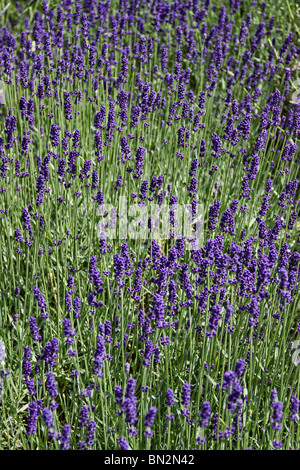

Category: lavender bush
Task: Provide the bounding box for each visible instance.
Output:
[0,0,299,450]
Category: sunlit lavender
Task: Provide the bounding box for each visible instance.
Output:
[0,0,299,450]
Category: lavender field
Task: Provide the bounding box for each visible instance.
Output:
[0,0,299,450]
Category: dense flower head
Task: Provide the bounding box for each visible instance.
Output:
[144,406,158,436]
[42,407,54,430]
[199,401,211,428]
[27,401,40,435]
[117,438,130,450]
[166,388,175,407]
[60,424,71,450]
[45,371,58,398]
[181,381,192,408]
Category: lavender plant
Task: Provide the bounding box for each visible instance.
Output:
[0,0,299,451]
